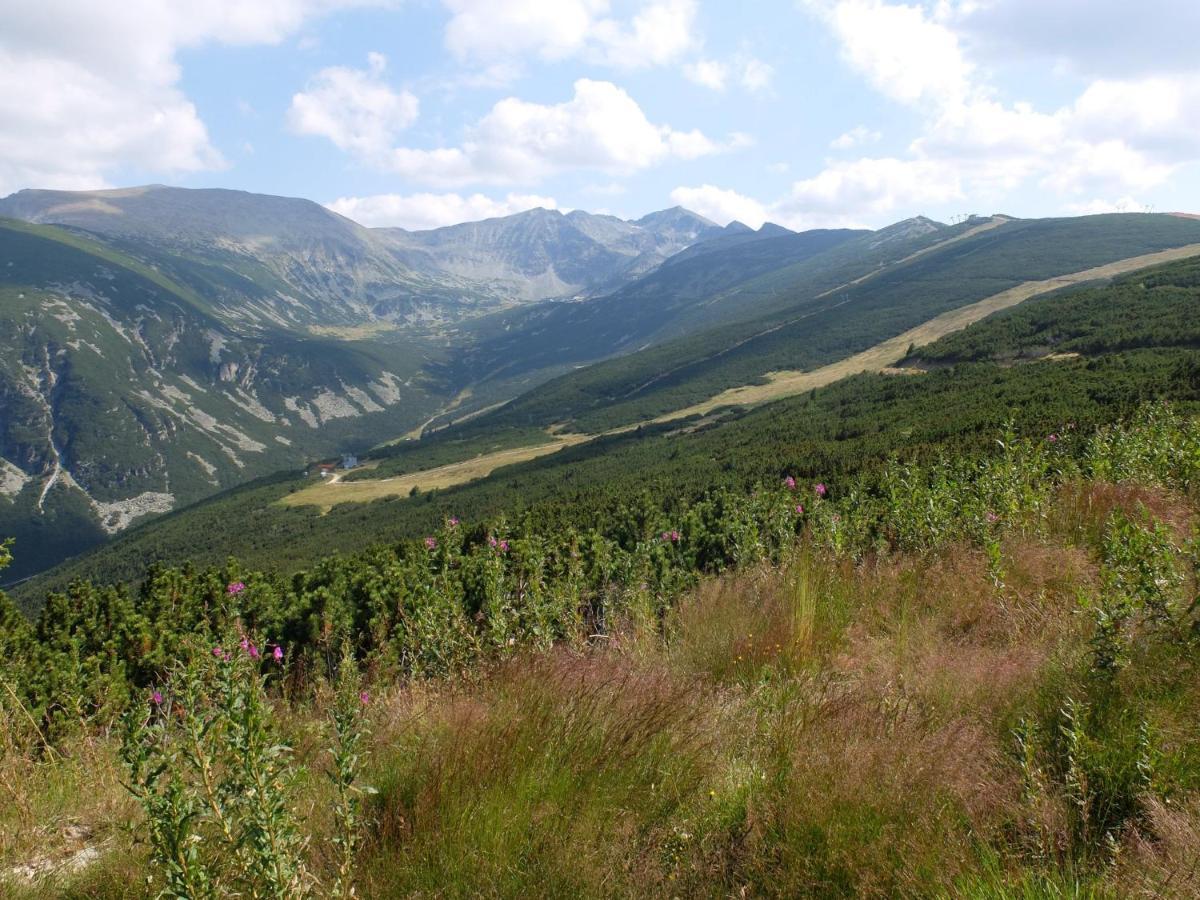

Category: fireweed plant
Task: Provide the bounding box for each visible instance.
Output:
[0,404,1197,889]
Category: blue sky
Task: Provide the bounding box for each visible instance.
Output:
[3,1,1199,230]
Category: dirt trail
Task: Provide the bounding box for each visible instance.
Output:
[281,434,589,513]
[282,242,1200,510]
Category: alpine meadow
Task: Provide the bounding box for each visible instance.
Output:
[3,2,1200,897]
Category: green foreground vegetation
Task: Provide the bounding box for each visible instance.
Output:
[2,404,1199,896]
[3,254,1200,896]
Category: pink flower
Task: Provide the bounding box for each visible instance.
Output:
[248,644,260,660]
[212,646,227,660]
[359,691,370,706]
[424,536,437,550]
[986,511,1000,524]
[488,536,497,547]
[1047,434,1059,443]
[226,581,246,596]
[661,530,681,543]
[814,483,827,498]
[151,690,163,706]
[795,504,805,515]
[272,645,283,663]
[784,476,796,490]
[498,540,509,552]
[448,516,460,527]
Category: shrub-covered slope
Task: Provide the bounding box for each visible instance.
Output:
[20,252,1200,598]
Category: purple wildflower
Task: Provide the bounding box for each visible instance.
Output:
[151,690,163,706]
[226,581,246,596]
[359,691,370,706]
[784,476,796,490]
[424,536,437,550]
[986,511,1000,524]
[247,644,260,660]
[795,504,805,515]
[498,540,510,552]
[448,516,460,527]
[488,536,497,547]
[814,483,828,498]
[272,645,283,663]
[1047,434,1059,443]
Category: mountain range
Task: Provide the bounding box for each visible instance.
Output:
[3,183,1200,584]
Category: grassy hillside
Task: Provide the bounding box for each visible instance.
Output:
[2,404,1198,896]
[17,252,1200,602]
[472,214,1200,432]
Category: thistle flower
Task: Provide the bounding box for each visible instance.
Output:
[226,581,246,596]
[448,516,460,527]
[784,476,796,490]
[795,504,805,515]
[212,646,225,659]
[273,645,284,663]
[814,483,827,498]
[151,690,163,706]
[498,540,510,552]
[359,691,370,706]
[1047,433,1059,443]
[424,536,437,550]
[248,644,260,660]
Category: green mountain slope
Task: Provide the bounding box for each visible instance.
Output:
[19,252,1200,602]
[0,219,442,580]
[471,213,1200,432]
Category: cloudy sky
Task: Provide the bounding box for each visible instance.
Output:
[2,0,1197,230]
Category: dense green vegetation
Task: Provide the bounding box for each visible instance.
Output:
[469,214,1200,432]
[914,256,1200,363]
[3,405,1199,896]
[22,247,1200,601]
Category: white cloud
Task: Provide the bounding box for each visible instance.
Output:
[794,0,1200,218]
[781,157,961,216]
[442,0,696,70]
[739,57,773,92]
[824,0,972,107]
[669,184,768,228]
[376,79,733,187]
[684,59,729,91]
[1064,196,1147,216]
[830,125,882,150]
[288,52,418,156]
[327,191,558,229]
[685,55,773,93]
[0,1,371,194]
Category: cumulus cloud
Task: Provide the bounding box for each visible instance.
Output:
[792,0,1200,220]
[830,126,882,150]
[685,56,773,92]
[288,52,418,155]
[0,0,370,194]
[683,59,729,91]
[324,79,733,187]
[669,184,769,228]
[327,191,559,229]
[442,0,696,70]
[672,158,959,232]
